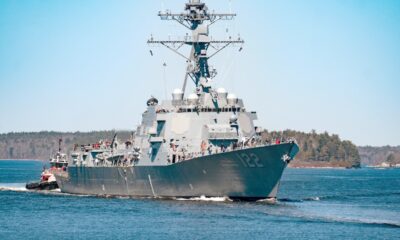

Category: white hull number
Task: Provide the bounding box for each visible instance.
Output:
[237,152,264,168]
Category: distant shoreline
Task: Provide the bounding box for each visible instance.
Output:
[0,159,47,162]
[288,166,347,169]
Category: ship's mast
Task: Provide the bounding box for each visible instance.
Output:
[148,0,244,97]
[58,138,62,153]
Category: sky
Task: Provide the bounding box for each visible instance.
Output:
[0,0,399,146]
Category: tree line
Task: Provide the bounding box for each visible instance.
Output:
[261,129,361,168]
[0,131,133,160]
[0,129,368,168]
[358,145,400,167]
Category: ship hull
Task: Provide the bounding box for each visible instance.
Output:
[56,143,298,200]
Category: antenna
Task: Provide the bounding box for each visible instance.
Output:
[148,0,244,97]
[163,62,167,99]
[110,133,117,154]
[58,138,62,153]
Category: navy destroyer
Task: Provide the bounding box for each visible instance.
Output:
[55,0,299,200]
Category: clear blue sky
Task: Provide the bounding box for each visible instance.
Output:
[0,0,399,146]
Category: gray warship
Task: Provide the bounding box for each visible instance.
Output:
[55,0,299,201]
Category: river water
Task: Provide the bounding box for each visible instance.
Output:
[0,160,399,239]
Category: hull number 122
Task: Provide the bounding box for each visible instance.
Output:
[237,152,264,168]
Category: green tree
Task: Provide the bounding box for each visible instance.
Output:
[387,153,395,166]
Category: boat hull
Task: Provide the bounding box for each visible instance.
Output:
[26,181,59,191]
[56,143,298,200]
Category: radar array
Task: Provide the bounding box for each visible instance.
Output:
[148,0,244,97]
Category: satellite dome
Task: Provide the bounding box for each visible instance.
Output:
[227,93,236,99]
[173,88,183,94]
[172,88,184,101]
[216,88,228,100]
[216,88,227,94]
[187,93,199,105]
[187,93,198,99]
[227,93,237,105]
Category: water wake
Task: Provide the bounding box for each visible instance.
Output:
[175,195,232,202]
[263,209,400,229]
[303,196,320,201]
[278,198,303,203]
[0,186,233,202]
[313,216,400,229]
[256,198,277,204]
[277,196,320,203]
[0,183,87,197]
[0,183,28,192]
[304,192,400,202]
[279,191,400,203]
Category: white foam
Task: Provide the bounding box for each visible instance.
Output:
[175,195,232,202]
[257,198,277,204]
[304,196,320,201]
[0,183,28,192]
[0,183,65,195]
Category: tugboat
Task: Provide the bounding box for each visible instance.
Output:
[26,139,68,190]
[55,0,299,201]
[25,168,59,190]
